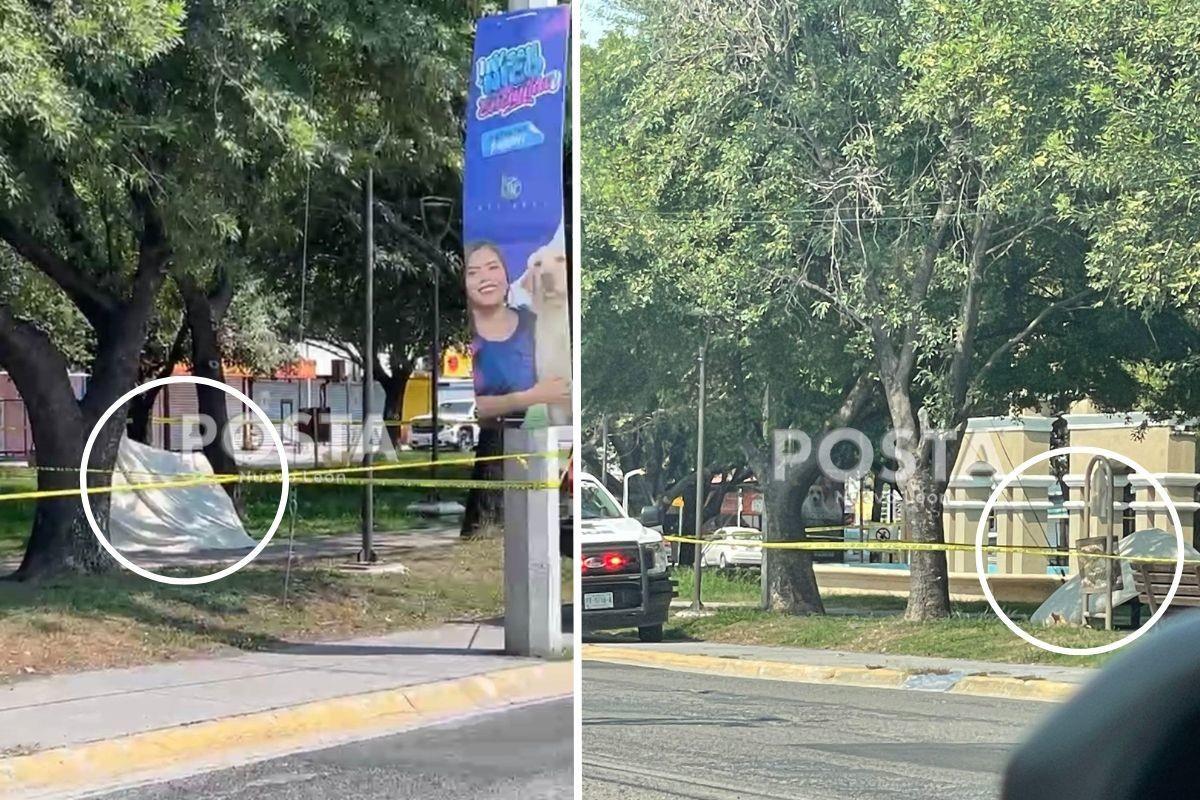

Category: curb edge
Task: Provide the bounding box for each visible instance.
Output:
[581,644,1078,702]
[0,661,573,799]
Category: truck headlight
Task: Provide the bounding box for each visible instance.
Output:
[644,541,670,576]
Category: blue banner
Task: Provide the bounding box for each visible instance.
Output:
[464,5,571,429]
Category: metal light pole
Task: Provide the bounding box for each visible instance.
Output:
[761,383,771,610]
[622,468,646,515]
[691,330,709,612]
[419,196,453,492]
[600,415,608,481]
[360,166,376,563]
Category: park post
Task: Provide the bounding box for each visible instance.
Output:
[692,331,708,612]
[359,166,376,563]
[504,426,567,656]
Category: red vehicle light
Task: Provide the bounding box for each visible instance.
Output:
[581,551,632,574]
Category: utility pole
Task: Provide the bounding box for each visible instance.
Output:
[600,415,608,482]
[359,166,376,563]
[419,195,453,509]
[691,330,709,612]
[760,383,771,610]
[430,259,441,472]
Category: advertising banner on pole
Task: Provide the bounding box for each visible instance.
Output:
[464,5,571,430]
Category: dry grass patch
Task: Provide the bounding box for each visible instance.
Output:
[0,538,507,682]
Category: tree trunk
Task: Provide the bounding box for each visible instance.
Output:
[15,417,124,580]
[461,424,504,537]
[179,276,240,508]
[765,466,826,615]
[129,321,188,444]
[126,388,163,444]
[761,373,876,615]
[0,319,122,581]
[1,190,169,579]
[663,470,706,565]
[901,459,952,621]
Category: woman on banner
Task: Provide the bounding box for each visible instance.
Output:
[465,240,570,424]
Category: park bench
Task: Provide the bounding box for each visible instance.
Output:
[1132,560,1200,616]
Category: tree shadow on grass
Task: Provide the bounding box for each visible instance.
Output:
[0,555,503,660]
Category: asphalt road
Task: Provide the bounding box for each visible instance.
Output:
[583,662,1054,800]
[94,699,572,800]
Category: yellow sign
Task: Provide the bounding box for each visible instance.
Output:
[442,348,472,379]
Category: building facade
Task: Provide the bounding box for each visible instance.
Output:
[943,408,1200,579]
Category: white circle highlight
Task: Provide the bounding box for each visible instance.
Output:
[974,445,1183,656]
[80,375,290,586]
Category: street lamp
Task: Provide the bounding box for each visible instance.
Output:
[684,307,713,613]
[419,196,454,476]
[360,166,376,563]
[622,468,646,515]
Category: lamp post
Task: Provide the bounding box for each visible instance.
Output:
[622,468,646,515]
[359,166,376,563]
[692,328,710,612]
[419,196,454,480]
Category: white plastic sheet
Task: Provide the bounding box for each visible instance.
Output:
[108,437,255,554]
[1030,529,1199,626]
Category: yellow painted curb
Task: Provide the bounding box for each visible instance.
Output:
[951,673,1078,703]
[0,661,572,800]
[582,645,908,691]
[582,645,1079,703]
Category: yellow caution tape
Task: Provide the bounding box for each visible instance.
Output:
[3,449,568,477]
[664,535,1200,566]
[150,416,440,427]
[295,476,558,490]
[0,449,570,502]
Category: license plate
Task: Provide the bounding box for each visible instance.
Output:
[584,592,614,610]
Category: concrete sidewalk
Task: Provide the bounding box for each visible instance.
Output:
[0,622,522,753]
[0,622,573,799]
[583,640,1094,702]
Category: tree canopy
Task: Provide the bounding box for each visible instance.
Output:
[583,0,1200,618]
[0,0,474,578]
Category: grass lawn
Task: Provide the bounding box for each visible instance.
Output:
[0,473,34,559]
[673,565,764,603]
[0,455,573,681]
[0,537,571,682]
[663,566,1122,668]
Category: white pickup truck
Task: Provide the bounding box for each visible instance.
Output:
[578,472,674,642]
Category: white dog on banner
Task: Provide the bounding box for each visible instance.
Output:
[516,233,572,426]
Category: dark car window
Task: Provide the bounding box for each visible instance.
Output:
[581,482,623,520]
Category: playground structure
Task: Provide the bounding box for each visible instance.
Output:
[942,407,1199,582]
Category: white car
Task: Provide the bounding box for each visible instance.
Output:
[701,526,763,569]
[579,472,675,642]
[410,399,479,451]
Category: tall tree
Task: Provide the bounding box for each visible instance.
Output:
[583,29,878,613]
[0,0,471,580]
[588,0,1200,621]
